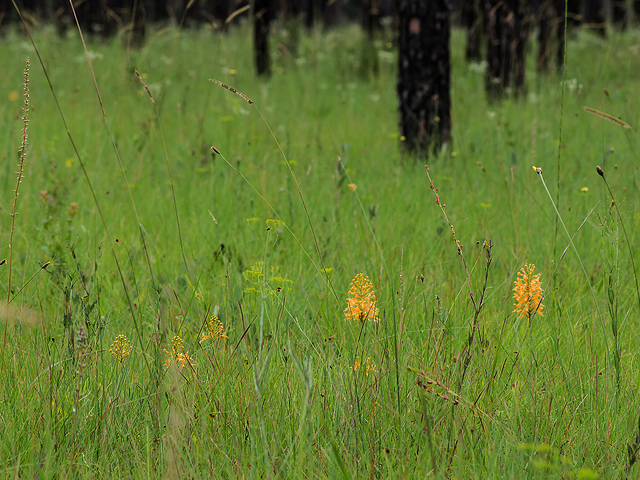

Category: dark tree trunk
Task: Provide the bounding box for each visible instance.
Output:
[363,0,381,37]
[129,0,148,46]
[254,0,271,76]
[361,0,381,78]
[512,0,528,94]
[555,0,566,70]
[537,0,554,71]
[612,0,627,28]
[397,0,451,156]
[462,0,483,61]
[282,0,301,56]
[485,0,527,100]
[567,0,581,26]
[583,0,606,36]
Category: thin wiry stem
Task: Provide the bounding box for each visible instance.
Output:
[4,57,30,350]
[597,166,640,315]
[135,70,191,280]
[535,168,610,370]
[554,0,569,263]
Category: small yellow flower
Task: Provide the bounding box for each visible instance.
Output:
[38,190,51,204]
[164,335,194,369]
[513,262,544,318]
[344,273,379,322]
[109,334,133,362]
[175,351,194,368]
[201,316,227,343]
[266,218,285,234]
[69,202,79,218]
[352,356,377,376]
[580,187,589,193]
[348,183,358,192]
[8,90,19,101]
[171,335,183,356]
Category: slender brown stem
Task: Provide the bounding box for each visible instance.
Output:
[4,57,30,350]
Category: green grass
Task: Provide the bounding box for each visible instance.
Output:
[1,19,640,478]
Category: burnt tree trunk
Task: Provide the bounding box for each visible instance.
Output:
[555,0,566,69]
[512,0,528,94]
[253,0,271,76]
[613,0,627,28]
[282,0,301,56]
[485,0,527,100]
[537,0,554,70]
[462,0,483,61]
[397,0,451,156]
[361,0,381,78]
[583,0,606,36]
[567,0,581,26]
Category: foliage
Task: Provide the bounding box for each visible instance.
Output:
[0,22,639,478]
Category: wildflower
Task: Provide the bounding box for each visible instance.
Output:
[69,202,79,218]
[164,335,194,369]
[8,91,19,101]
[175,351,194,368]
[171,335,183,356]
[201,316,227,343]
[348,183,358,192]
[352,356,377,376]
[109,334,132,362]
[345,273,379,322]
[513,262,544,319]
[266,218,285,234]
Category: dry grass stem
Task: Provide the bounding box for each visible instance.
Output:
[135,69,155,103]
[209,79,254,104]
[583,106,632,129]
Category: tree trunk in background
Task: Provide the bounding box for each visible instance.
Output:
[361,0,381,78]
[583,0,606,36]
[555,0,566,69]
[613,0,627,28]
[512,0,528,94]
[397,0,451,156]
[485,0,527,100]
[462,0,483,61]
[537,0,554,71]
[567,0,581,26]
[253,0,271,76]
[282,0,301,57]
[129,0,148,47]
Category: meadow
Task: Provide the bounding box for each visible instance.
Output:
[0,18,639,478]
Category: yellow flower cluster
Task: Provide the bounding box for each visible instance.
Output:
[201,316,227,343]
[164,335,194,369]
[513,262,544,318]
[352,356,377,376]
[344,273,379,322]
[109,334,132,362]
